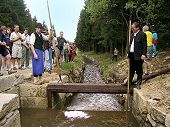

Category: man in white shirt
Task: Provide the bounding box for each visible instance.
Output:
[128,22,147,89]
[21,28,30,69]
[10,25,24,70]
[30,23,49,84]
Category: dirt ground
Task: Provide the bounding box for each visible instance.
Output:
[111,51,170,114]
[141,52,170,114]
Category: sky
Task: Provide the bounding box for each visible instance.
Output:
[24,0,85,42]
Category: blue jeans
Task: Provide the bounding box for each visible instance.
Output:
[44,48,53,71]
[152,44,157,57]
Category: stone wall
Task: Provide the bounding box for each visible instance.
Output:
[19,75,70,109]
[0,93,21,127]
[0,73,28,127]
[0,74,26,94]
[132,88,170,127]
[19,83,49,109]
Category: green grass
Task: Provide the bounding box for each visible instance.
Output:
[60,54,84,71]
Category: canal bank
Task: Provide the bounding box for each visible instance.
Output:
[20,54,139,127]
[0,54,84,127]
[84,51,170,127]
[0,51,169,127]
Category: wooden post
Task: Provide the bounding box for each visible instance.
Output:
[47,89,52,108]
[126,20,132,111]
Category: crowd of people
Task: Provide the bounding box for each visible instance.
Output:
[128,22,159,89]
[142,25,158,75]
[1,21,159,88]
[0,23,77,82]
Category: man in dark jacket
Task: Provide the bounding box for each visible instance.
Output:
[57,31,66,64]
[128,22,147,89]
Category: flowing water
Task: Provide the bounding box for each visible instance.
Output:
[67,64,123,111]
[21,58,139,127]
[21,109,138,127]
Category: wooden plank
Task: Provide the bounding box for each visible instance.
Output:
[48,83,134,94]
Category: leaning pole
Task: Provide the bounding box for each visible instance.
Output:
[126,3,132,111]
[46,0,62,82]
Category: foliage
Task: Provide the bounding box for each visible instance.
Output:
[0,0,37,32]
[76,0,170,54]
[60,54,84,71]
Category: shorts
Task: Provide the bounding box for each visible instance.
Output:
[12,44,22,58]
[146,46,153,60]
[0,47,10,57]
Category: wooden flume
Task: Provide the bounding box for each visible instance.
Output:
[46,0,62,82]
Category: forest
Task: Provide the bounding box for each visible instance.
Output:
[75,0,170,55]
[0,0,40,33]
[0,0,170,55]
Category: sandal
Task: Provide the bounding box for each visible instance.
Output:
[143,73,149,76]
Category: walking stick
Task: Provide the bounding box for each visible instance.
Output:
[126,19,131,111]
[47,0,62,82]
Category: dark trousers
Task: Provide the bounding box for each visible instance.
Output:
[129,53,143,86]
[113,55,118,61]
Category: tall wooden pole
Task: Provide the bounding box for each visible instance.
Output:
[126,19,131,111]
[126,2,132,111]
[47,0,52,28]
[46,0,62,82]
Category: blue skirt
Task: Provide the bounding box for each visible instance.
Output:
[32,49,44,77]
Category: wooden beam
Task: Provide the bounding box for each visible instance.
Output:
[48,83,133,94]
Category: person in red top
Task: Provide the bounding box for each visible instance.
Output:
[152,30,158,58]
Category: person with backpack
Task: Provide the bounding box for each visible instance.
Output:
[143,25,154,75]
[152,31,158,58]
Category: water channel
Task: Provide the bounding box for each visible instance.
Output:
[21,58,139,127]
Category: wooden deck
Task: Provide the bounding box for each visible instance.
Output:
[47,83,134,108]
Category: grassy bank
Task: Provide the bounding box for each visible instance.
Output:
[84,51,170,83]
[60,53,85,83]
[60,54,84,72]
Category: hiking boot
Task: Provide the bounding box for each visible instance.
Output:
[8,69,17,75]
[136,79,142,89]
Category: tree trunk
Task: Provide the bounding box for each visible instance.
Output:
[122,67,170,85]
